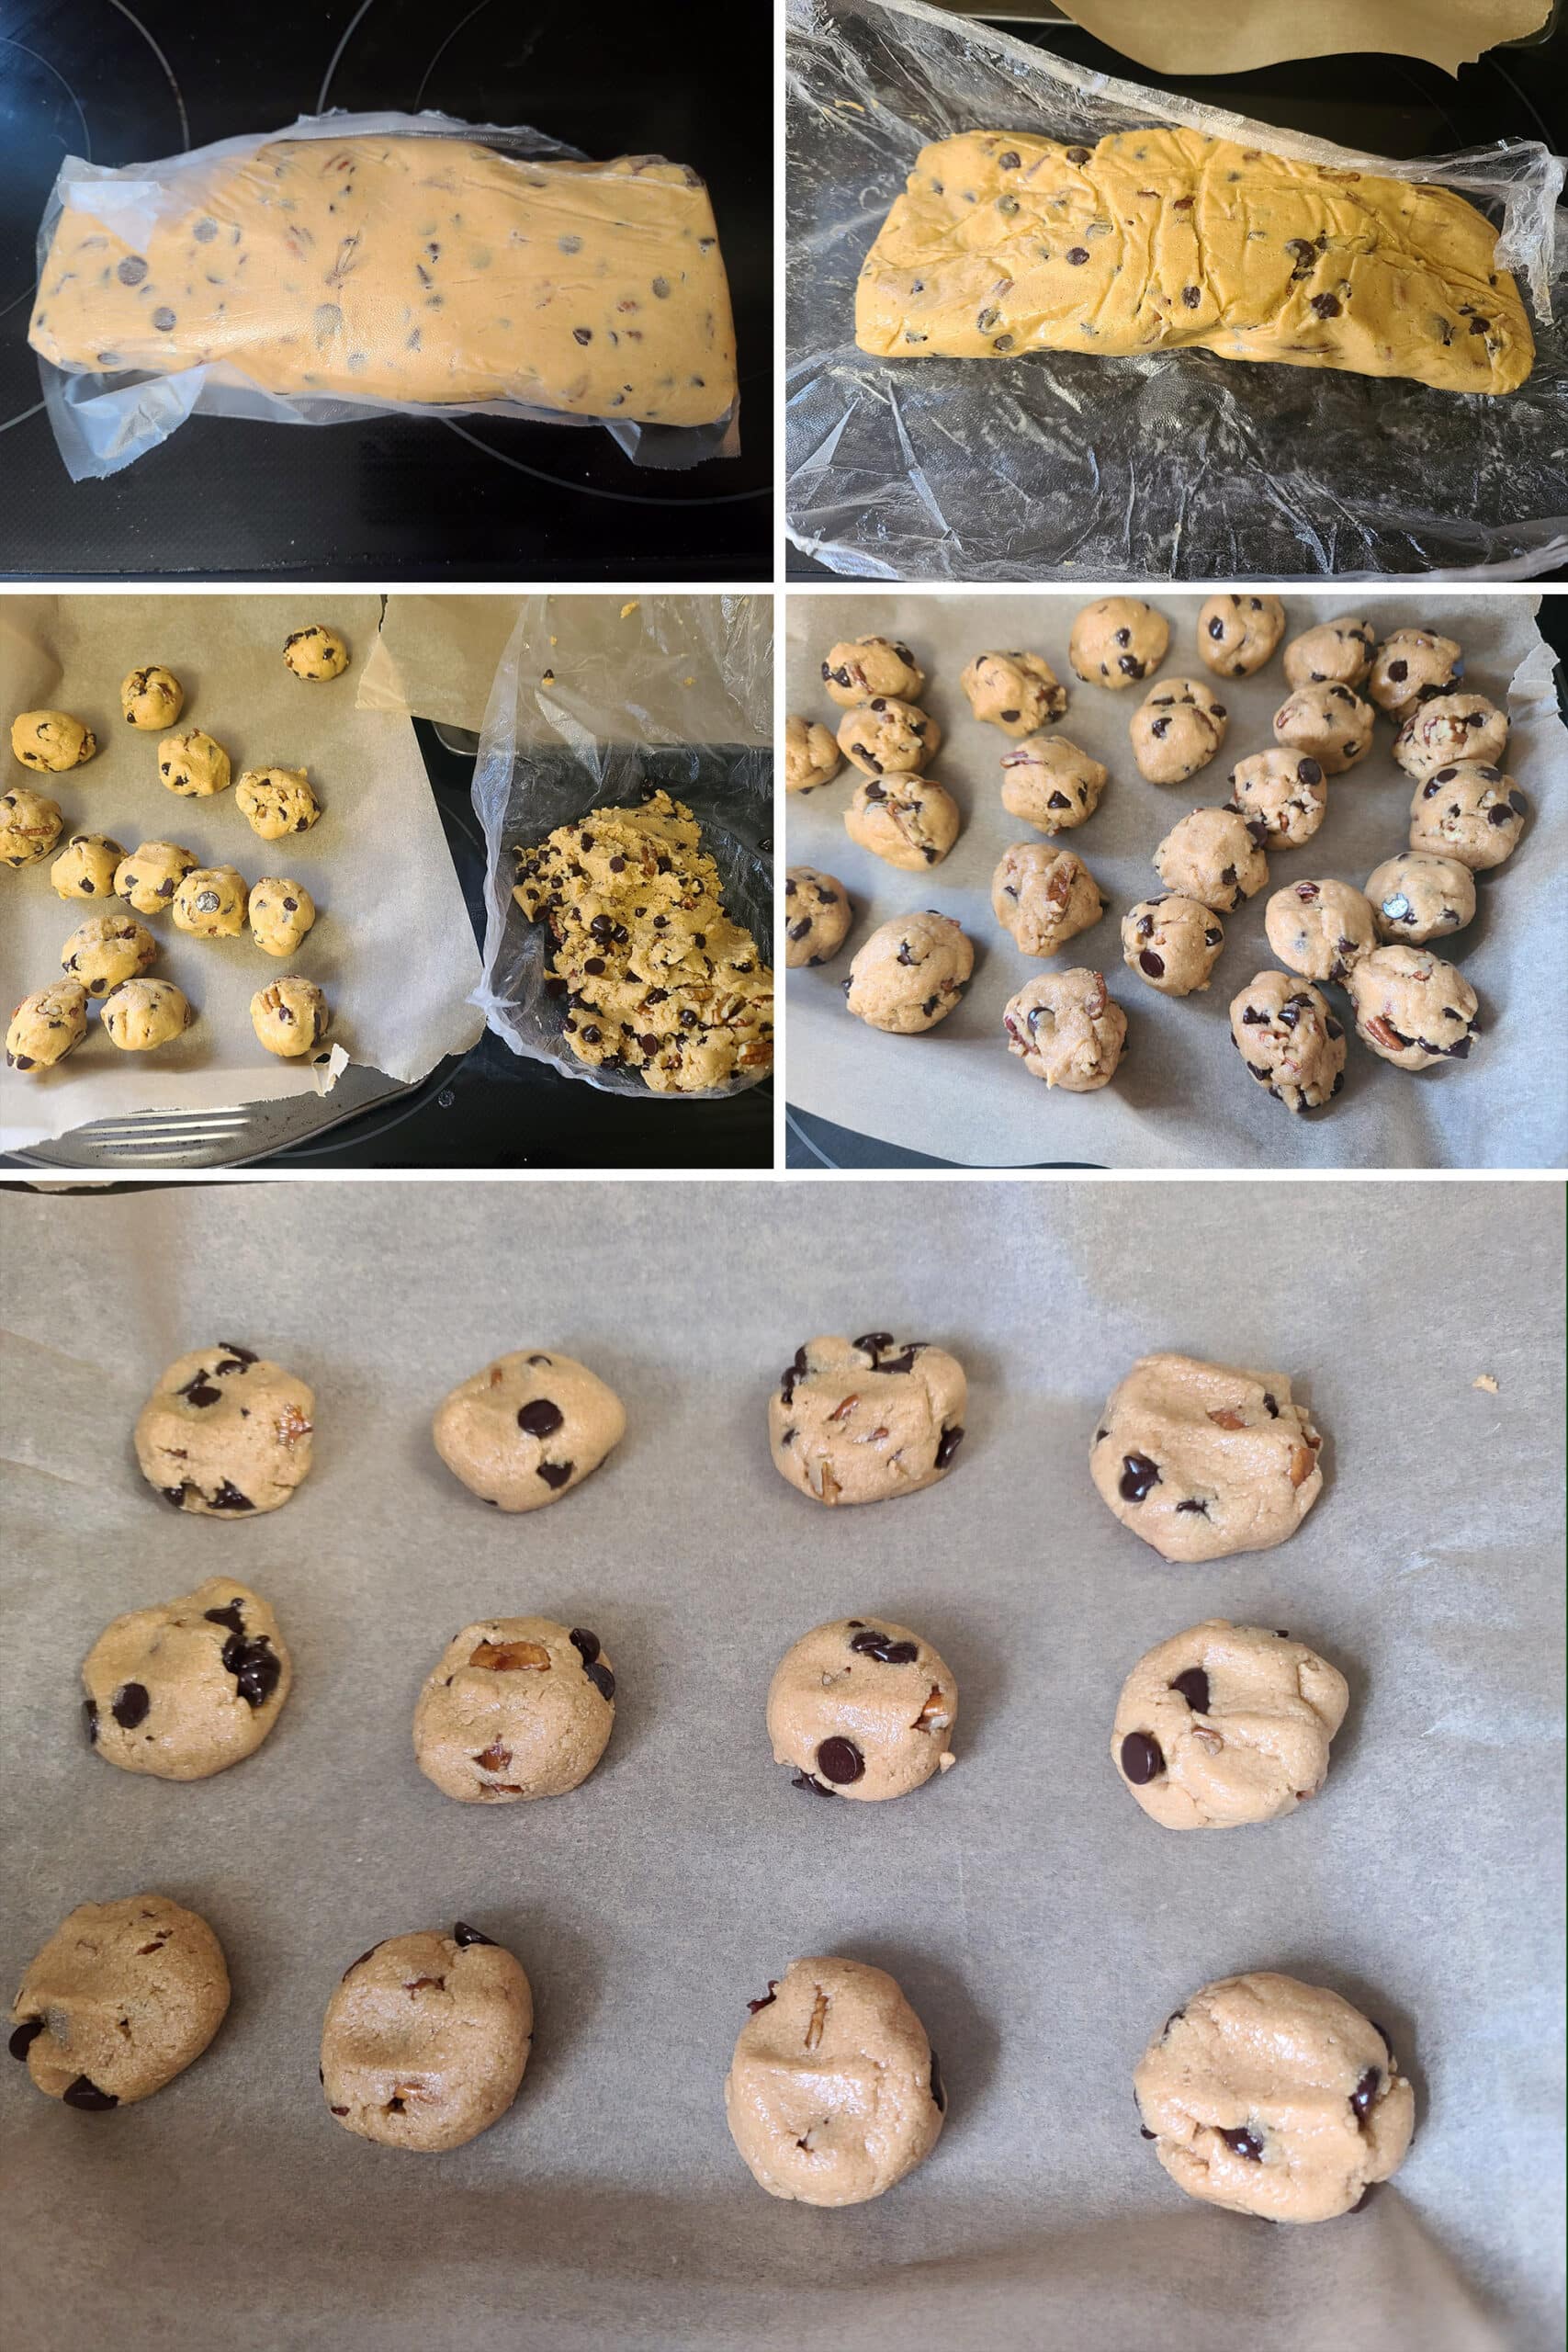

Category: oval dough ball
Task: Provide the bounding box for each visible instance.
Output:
[157,729,231,798]
[1003,967,1126,1091]
[1393,691,1507,781]
[1134,1973,1414,2223]
[321,1925,532,2152]
[115,839,198,914]
[251,977,329,1058]
[11,708,97,773]
[284,623,350,682]
[413,1617,615,1803]
[83,1577,292,1781]
[1230,972,1347,1114]
[1227,750,1326,848]
[6,980,87,1074]
[235,766,321,841]
[1347,944,1479,1071]
[1131,677,1228,785]
[51,832,124,900]
[1281,616,1375,691]
[1272,684,1374,775]
[784,715,841,795]
[992,842,1105,957]
[845,773,960,870]
[174,865,248,936]
[121,666,184,731]
[769,1333,965,1508]
[1069,596,1168,689]
[1408,763,1526,870]
[1365,850,1475,944]
[998,734,1106,834]
[134,1343,315,1517]
[249,878,318,957]
[431,1348,626,1513]
[1263,878,1377,985]
[784,866,852,967]
[960,650,1066,735]
[1,785,63,868]
[102,978,192,1051]
[1122,896,1224,996]
[1152,808,1267,913]
[767,1618,957,1799]
[843,910,972,1033]
[836,697,940,778]
[819,635,924,707]
[61,913,156,998]
[1089,1352,1324,1564]
[8,1894,229,2109]
[1112,1622,1349,1829]
[1367,627,1462,720]
[1198,594,1284,678]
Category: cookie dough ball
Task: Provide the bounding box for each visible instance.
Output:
[51,832,124,900]
[1003,967,1126,1091]
[235,766,321,841]
[769,1333,965,1508]
[413,1617,615,1803]
[1089,1353,1324,1564]
[61,913,156,998]
[102,978,192,1052]
[1122,896,1224,996]
[173,865,248,936]
[836,697,940,778]
[1263,878,1377,986]
[246,878,318,959]
[960,650,1066,735]
[135,1345,315,1517]
[1131,678,1228,785]
[1347,945,1479,1071]
[6,980,87,1075]
[1152,808,1267,913]
[1069,596,1168,689]
[725,1956,944,2205]
[432,1348,626,1513]
[784,867,852,967]
[992,843,1105,958]
[321,1925,532,2152]
[843,911,972,1034]
[284,623,350,683]
[820,635,925,707]
[8,1894,229,2109]
[1281,616,1375,691]
[155,729,230,801]
[1113,1623,1349,1830]
[1393,692,1507,781]
[998,734,1106,835]
[1,785,63,868]
[1134,1973,1414,2223]
[121,666,183,731]
[1368,627,1463,721]
[83,1577,291,1781]
[845,773,960,870]
[1365,850,1475,944]
[1228,750,1326,848]
[252,977,329,1058]
[11,709,96,774]
[1409,763,1526,870]
[767,1618,957,1799]
[115,839,198,914]
[1230,973,1347,1114]
[1198,594,1285,678]
[784,715,841,795]
[1272,684,1374,775]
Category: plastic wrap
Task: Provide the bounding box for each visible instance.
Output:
[31,111,740,483]
[785,0,1568,581]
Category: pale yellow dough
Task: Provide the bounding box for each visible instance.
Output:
[321,1926,532,2152]
[158,729,231,798]
[432,1348,626,1513]
[769,1333,966,1507]
[11,709,96,774]
[284,624,350,682]
[412,1617,615,1803]
[6,980,88,1073]
[1111,1621,1348,1829]
[766,1618,957,1798]
[0,785,64,867]
[252,976,330,1057]
[121,667,183,730]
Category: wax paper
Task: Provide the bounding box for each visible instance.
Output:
[1016,0,1553,78]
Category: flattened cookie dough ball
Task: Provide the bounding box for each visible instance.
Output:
[135,1343,315,1517]
[9,1894,229,2109]
[6,980,87,1075]
[115,839,197,914]
[102,978,192,1052]
[321,1925,532,2152]
[784,866,852,967]
[843,911,972,1034]
[432,1348,626,1513]
[120,666,183,731]
[51,832,124,900]
[836,696,940,779]
[1003,967,1126,1091]
[999,734,1106,835]
[1227,750,1326,848]
[248,877,317,957]
[1347,945,1478,1071]
[1131,677,1228,785]
[1089,1352,1324,1564]
[1281,616,1375,692]
[251,977,329,1058]
[1152,808,1267,913]
[413,1617,615,1803]
[1198,594,1285,678]
[235,766,321,841]
[83,1577,291,1781]
[1113,1623,1349,1829]
[820,635,924,708]
[1230,973,1346,1114]
[845,773,959,870]
[725,1956,944,2205]
[158,729,231,798]
[1069,596,1168,689]
[991,842,1105,958]
[1272,684,1374,775]
[1263,878,1377,986]
[11,709,96,774]
[1,785,63,867]
[1122,896,1224,996]
[767,1618,956,1800]
[1365,850,1475,944]
[283,622,350,683]
[1408,763,1526,870]
[173,864,248,936]
[1393,691,1507,782]
[1368,627,1462,721]
[769,1333,965,1508]
[960,649,1066,735]
[61,913,156,998]
[784,715,841,795]
[1134,1973,1414,2223]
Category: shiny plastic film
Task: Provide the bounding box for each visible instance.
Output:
[785,0,1568,581]
[29,110,740,482]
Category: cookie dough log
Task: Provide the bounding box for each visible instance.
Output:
[432,1349,626,1512]
[83,1577,291,1780]
[284,624,350,683]
[784,716,841,795]
[134,1343,315,1517]
[413,1618,615,1802]
[725,1956,944,2204]
[767,1619,957,1798]
[321,1924,532,2152]
[992,844,1105,957]
[1112,1622,1348,1828]
[1365,851,1475,944]
[1230,973,1347,1114]
[121,667,183,731]
[252,977,331,1057]
[843,910,972,1034]
[158,729,231,798]
[9,1894,230,2108]
[6,980,88,1074]
[1,786,64,868]
[855,129,1533,394]
[960,650,1066,735]
[1134,1973,1415,2222]
[999,735,1106,835]
[1122,897,1224,996]
[1409,764,1526,868]
[1198,595,1284,678]
[1003,968,1127,1091]
[845,773,960,870]
[31,138,738,428]
[1089,1352,1324,1563]
[11,711,96,774]
[784,867,852,967]
[1347,945,1479,1070]
[61,913,157,997]
[820,637,926,707]
[116,840,198,913]
[770,1334,966,1507]
[102,978,193,1052]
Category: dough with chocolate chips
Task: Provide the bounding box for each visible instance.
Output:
[51,832,124,900]
[998,734,1106,834]
[413,1617,615,1803]
[1069,597,1168,689]
[1122,896,1224,996]
[102,977,192,1051]
[1281,616,1374,691]
[284,623,349,682]
[11,709,96,773]
[1227,750,1326,847]
[1131,677,1228,785]
[769,1334,966,1508]
[251,976,330,1058]
[236,766,321,841]
[784,866,852,967]
[1152,808,1267,913]
[1229,972,1346,1114]
[836,697,941,778]
[784,715,841,795]
[249,877,318,956]
[115,839,198,913]
[60,914,155,998]
[1273,684,1373,775]
[1111,1621,1348,1830]
[1347,945,1479,1071]
[1263,878,1376,985]
[991,842,1104,957]
[820,636,925,707]
[843,910,972,1034]
[6,979,87,1074]
[134,1344,315,1517]
[158,729,231,798]
[1393,692,1507,781]
[83,1577,291,1781]
[9,1894,229,2109]
[1002,967,1126,1091]
[173,864,248,935]
[767,1617,957,1800]
[1408,764,1525,870]
[960,650,1066,735]
[121,666,183,731]
[1368,628,1462,721]
[1,784,63,866]
[1089,1352,1324,1563]
[1198,595,1284,678]
[432,1348,625,1513]
[321,1925,532,2152]
[845,773,959,870]
[1364,851,1474,944]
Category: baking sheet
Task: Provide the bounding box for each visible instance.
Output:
[0,596,485,1154]
[784,591,1568,1169]
[1051,0,1552,76]
[0,1179,1562,2352]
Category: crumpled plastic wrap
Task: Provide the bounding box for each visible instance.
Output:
[470,594,773,1099]
[786,0,1568,580]
[31,110,740,483]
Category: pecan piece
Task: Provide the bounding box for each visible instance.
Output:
[468,1638,550,1671]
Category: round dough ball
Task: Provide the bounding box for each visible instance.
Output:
[1,785,63,868]
[1281,616,1375,691]
[11,709,97,773]
[431,1348,626,1513]
[121,666,184,731]
[83,1577,291,1781]
[51,832,125,900]
[1227,750,1326,848]
[1367,627,1462,720]
[1393,692,1507,781]
[413,1617,615,1803]
[1263,878,1377,985]
[6,980,87,1075]
[1230,973,1347,1114]
[784,715,841,794]
[249,878,318,957]
[158,729,231,798]
[321,1925,531,2152]
[819,635,924,707]
[1408,763,1526,870]
[769,1333,966,1508]
[1069,596,1168,689]
[1122,896,1224,996]
[135,1344,315,1517]
[1347,944,1479,1071]
[1112,1622,1349,1829]
[252,977,329,1058]
[960,650,1066,735]
[784,866,852,967]
[1003,967,1126,1091]
[767,1618,957,1799]
[843,911,972,1034]
[235,766,321,841]
[1272,684,1374,775]
[1197,594,1284,678]
[284,623,350,683]
[1134,1973,1414,2223]
[102,978,192,1051]
[1131,677,1228,785]
[992,842,1105,958]
[998,734,1106,834]
[60,913,156,998]
[836,697,940,778]
[1089,1352,1324,1564]
[115,840,198,914]
[1152,808,1267,913]
[8,1894,229,2109]
[174,865,248,936]
[845,773,959,870]
[1365,850,1475,944]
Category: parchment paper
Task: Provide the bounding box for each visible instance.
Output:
[1048,0,1553,78]
[785,591,1567,1169]
[0,1180,1562,2352]
[0,596,484,1154]
[357,598,526,738]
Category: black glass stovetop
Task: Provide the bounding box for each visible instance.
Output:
[0,0,773,582]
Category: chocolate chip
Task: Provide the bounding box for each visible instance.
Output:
[536,1461,573,1489]
[1310,293,1341,320]
[584,1660,615,1702]
[1351,2067,1380,2120]
[111,1682,150,1729]
[1174,1498,1209,1516]
[816,1736,864,1784]
[929,2047,946,2110]
[177,1374,221,1408]
[849,1629,919,1665]
[62,2076,118,2109]
[935,1424,964,1470]
[1139,950,1165,978]
[1180,285,1200,308]
[1220,2126,1263,2161]
[209,1480,254,1512]
[452,1922,494,1947]
[221,1633,281,1709]
[569,1628,602,1666]
[1066,246,1089,266]
[1120,1731,1164,1784]
[1119,1452,1160,1502]
[1170,1666,1210,1713]
[748,1984,779,2011]
[516,1398,565,1439]
[83,1698,99,1745]
[117,254,149,287]
[792,1771,835,1797]
[152,307,176,332]
[8,2018,44,2061]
